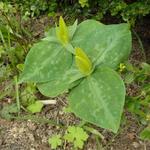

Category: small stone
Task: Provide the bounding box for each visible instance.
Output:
[41,136,47,143]
[127,132,135,140]
[27,133,35,142]
[139,140,143,144]
[27,122,37,131]
[132,142,140,148]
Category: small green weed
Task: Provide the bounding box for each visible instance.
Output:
[48,134,62,149]
[48,126,89,150]
[124,62,150,140]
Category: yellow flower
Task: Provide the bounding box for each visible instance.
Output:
[119,63,126,72]
[75,47,92,76]
[56,16,69,45]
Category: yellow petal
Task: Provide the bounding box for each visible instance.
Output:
[75,47,92,76]
[56,16,69,45]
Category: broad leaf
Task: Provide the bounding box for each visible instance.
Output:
[69,19,78,39]
[69,66,125,133]
[19,41,72,83]
[72,20,131,69]
[37,63,84,97]
[19,19,78,83]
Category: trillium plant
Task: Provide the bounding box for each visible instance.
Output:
[20,16,132,133]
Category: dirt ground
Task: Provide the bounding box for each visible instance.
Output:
[0,96,150,150]
[0,16,150,150]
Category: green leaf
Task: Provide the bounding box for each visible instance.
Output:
[19,19,78,83]
[140,126,150,140]
[27,101,44,113]
[37,62,84,97]
[48,134,62,149]
[64,126,88,149]
[141,63,150,74]
[75,47,93,76]
[69,19,78,39]
[19,41,72,83]
[0,103,18,120]
[21,19,132,133]
[16,63,24,72]
[72,20,131,69]
[69,66,125,133]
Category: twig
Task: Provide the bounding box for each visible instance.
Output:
[144,141,147,150]
[39,100,57,105]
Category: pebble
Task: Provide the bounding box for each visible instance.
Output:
[27,122,37,131]
[132,142,140,148]
[27,133,35,142]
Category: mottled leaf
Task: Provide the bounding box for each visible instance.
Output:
[72,20,131,69]
[37,62,84,97]
[19,41,72,83]
[69,66,125,133]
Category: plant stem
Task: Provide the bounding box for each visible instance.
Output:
[14,76,20,113]
[132,29,146,62]
[12,115,65,127]
[83,125,105,140]
[95,135,103,150]
[0,30,7,50]
[7,27,11,49]
[1,11,28,53]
